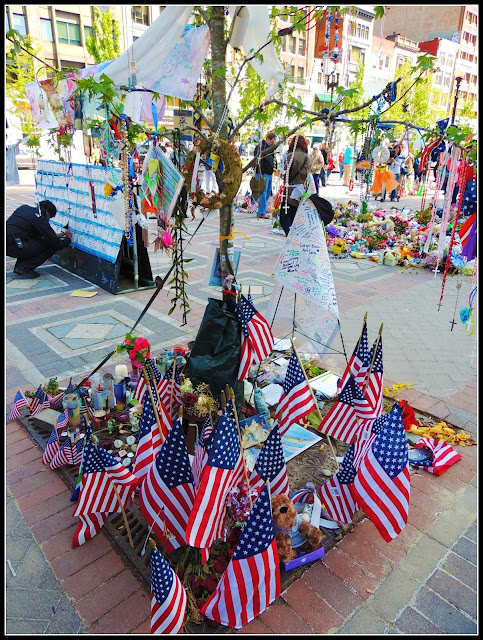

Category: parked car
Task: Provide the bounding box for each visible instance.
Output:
[16,138,39,169]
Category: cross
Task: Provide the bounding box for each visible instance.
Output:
[468,349,477,365]
[449,318,457,331]
[433,265,441,277]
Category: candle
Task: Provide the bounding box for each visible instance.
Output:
[115,364,129,378]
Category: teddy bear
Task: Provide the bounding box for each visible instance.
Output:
[271,494,323,563]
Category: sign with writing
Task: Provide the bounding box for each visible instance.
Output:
[173,109,194,141]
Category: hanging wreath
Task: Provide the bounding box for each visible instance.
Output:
[181,136,242,210]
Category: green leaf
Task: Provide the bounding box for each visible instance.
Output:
[373,6,387,20]
[212,67,226,78]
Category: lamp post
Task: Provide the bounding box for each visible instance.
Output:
[451,75,463,125]
[326,71,340,103]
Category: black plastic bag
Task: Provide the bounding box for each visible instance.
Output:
[184,298,244,417]
[309,194,335,225]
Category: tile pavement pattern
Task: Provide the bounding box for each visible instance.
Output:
[6,181,477,633]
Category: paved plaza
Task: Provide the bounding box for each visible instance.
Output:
[5,171,477,634]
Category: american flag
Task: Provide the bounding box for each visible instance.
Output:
[363,337,384,417]
[8,390,29,421]
[248,422,289,497]
[412,437,462,476]
[241,295,274,365]
[201,485,281,629]
[49,391,65,410]
[30,385,50,416]
[185,407,241,550]
[244,193,258,213]
[56,408,69,430]
[132,394,165,483]
[275,350,316,436]
[352,402,410,542]
[150,548,187,635]
[319,443,359,524]
[42,427,61,466]
[139,416,195,554]
[132,358,162,403]
[317,375,376,445]
[158,362,183,418]
[352,413,387,469]
[232,300,255,380]
[191,414,216,489]
[50,436,84,470]
[337,322,370,392]
[72,425,140,547]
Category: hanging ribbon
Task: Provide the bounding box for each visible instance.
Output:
[151,101,158,136]
[219,230,250,242]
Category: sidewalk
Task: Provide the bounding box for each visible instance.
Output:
[6,181,477,634]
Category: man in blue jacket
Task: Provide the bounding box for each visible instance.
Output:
[253,132,277,219]
[7,200,72,278]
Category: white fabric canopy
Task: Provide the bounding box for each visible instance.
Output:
[95,6,192,88]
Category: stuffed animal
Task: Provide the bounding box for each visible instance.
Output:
[271,494,323,563]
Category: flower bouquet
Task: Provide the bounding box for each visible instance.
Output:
[115,333,150,368]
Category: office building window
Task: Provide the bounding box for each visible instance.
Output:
[289,36,296,53]
[57,20,81,46]
[40,18,53,42]
[297,67,304,83]
[84,25,93,40]
[132,6,150,26]
[13,12,27,36]
[287,65,295,81]
[298,38,305,55]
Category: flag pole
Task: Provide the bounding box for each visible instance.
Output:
[146,362,163,412]
[112,483,135,549]
[227,385,253,510]
[142,368,165,444]
[169,356,178,417]
[362,323,383,396]
[19,386,33,412]
[290,339,339,472]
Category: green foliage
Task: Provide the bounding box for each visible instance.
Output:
[5,31,42,138]
[85,7,121,63]
[168,199,191,325]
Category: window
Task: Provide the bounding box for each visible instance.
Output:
[443,74,451,87]
[447,54,454,67]
[13,12,27,36]
[287,65,295,81]
[132,6,150,26]
[289,36,296,53]
[61,60,85,72]
[385,55,390,67]
[298,38,305,55]
[40,18,53,42]
[317,71,322,84]
[378,55,383,69]
[356,23,361,38]
[57,21,81,46]
[297,67,304,83]
[439,53,446,65]
[84,25,93,41]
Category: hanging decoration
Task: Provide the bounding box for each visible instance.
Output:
[181,136,242,210]
[118,116,134,247]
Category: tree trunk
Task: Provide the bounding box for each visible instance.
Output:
[209,6,234,296]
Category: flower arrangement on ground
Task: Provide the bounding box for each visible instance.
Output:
[115,333,151,365]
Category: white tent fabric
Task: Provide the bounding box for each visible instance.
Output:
[229,6,285,99]
[95,6,192,88]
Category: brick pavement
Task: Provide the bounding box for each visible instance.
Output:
[6,179,477,633]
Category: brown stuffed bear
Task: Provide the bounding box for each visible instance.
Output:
[271,494,323,563]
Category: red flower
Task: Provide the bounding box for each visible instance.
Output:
[197,598,207,610]
[213,555,229,573]
[201,575,218,593]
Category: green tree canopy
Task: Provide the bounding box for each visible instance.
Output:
[85,7,121,63]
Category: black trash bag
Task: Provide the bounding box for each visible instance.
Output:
[184,298,244,417]
[308,194,335,225]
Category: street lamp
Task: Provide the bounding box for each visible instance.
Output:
[451,75,463,125]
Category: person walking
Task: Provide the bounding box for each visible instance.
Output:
[343,144,355,187]
[254,132,277,219]
[279,136,312,236]
[309,144,324,194]
[326,149,335,184]
[7,200,72,278]
[338,150,344,180]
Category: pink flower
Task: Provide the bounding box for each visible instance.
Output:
[133,337,150,351]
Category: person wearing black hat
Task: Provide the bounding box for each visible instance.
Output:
[6,200,72,278]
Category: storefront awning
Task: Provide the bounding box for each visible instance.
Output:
[315,92,332,102]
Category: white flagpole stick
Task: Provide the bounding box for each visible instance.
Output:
[362,323,383,396]
[227,385,253,510]
[143,368,165,444]
[290,339,339,472]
